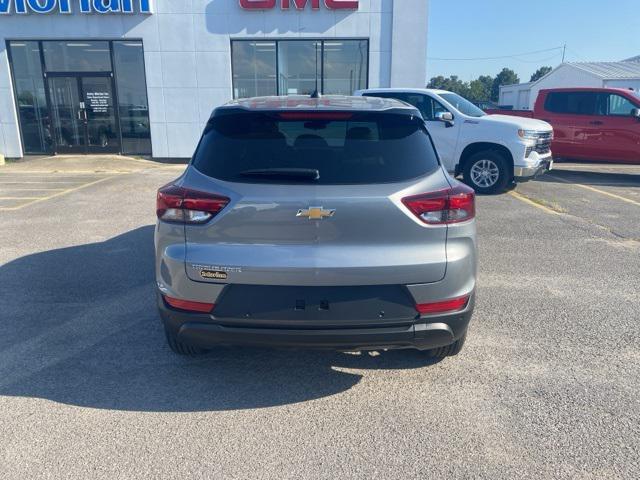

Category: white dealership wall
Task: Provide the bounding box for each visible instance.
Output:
[0,0,429,158]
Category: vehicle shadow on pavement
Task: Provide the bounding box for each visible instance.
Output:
[538,168,640,187]
[0,226,438,412]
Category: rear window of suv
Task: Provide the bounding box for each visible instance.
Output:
[192,111,439,184]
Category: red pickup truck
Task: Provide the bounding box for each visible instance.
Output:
[487,88,640,163]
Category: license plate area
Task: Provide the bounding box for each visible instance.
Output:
[213,284,418,328]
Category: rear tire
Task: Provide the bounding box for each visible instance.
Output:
[164,327,206,356]
[426,333,467,359]
[463,150,511,194]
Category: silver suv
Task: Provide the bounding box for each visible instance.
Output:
[155,96,477,358]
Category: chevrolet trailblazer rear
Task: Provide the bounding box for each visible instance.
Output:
[155,96,477,358]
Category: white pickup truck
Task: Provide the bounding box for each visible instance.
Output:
[356,88,554,194]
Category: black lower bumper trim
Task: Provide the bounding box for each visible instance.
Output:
[177,322,455,351]
[158,292,474,351]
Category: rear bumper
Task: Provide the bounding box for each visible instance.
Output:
[158,292,474,351]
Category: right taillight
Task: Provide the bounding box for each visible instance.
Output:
[415,295,470,315]
[402,184,475,225]
[157,184,229,224]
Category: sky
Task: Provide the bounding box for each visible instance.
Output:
[426,0,640,83]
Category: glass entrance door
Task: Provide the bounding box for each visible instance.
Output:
[48,75,120,154]
[81,77,119,152]
[49,77,85,153]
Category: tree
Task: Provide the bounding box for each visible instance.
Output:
[530,66,553,82]
[427,68,522,102]
[427,75,449,90]
[467,75,494,101]
[491,68,519,101]
[427,75,471,98]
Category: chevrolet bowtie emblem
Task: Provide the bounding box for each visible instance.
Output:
[296,206,336,220]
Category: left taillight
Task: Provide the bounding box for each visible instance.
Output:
[156,184,229,224]
[402,183,475,225]
[163,295,215,313]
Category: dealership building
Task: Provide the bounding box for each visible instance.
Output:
[0,0,429,159]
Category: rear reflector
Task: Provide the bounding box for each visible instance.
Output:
[402,184,475,225]
[163,295,215,314]
[415,295,470,315]
[157,184,229,224]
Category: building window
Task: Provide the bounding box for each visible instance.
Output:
[278,40,321,95]
[322,40,368,95]
[232,39,369,99]
[232,41,277,99]
[113,41,152,155]
[42,41,112,72]
[8,39,152,156]
[7,41,50,154]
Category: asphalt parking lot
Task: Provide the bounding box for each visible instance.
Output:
[0,157,638,479]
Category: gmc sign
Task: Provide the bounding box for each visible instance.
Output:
[240,0,359,10]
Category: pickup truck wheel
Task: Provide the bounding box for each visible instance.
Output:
[463,151,511,194]
[426,333,467,359]
[164,327,206,356]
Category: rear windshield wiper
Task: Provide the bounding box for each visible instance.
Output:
[239,168,320,181]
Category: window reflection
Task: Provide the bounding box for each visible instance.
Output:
[232,40,369,99]
[48,76,85,149]
[43,41,112,72]
[232,41,277,98]
[113,41,152,154]
[323,40,368,95]
[278,41,321,95]
[9,41,51,153]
